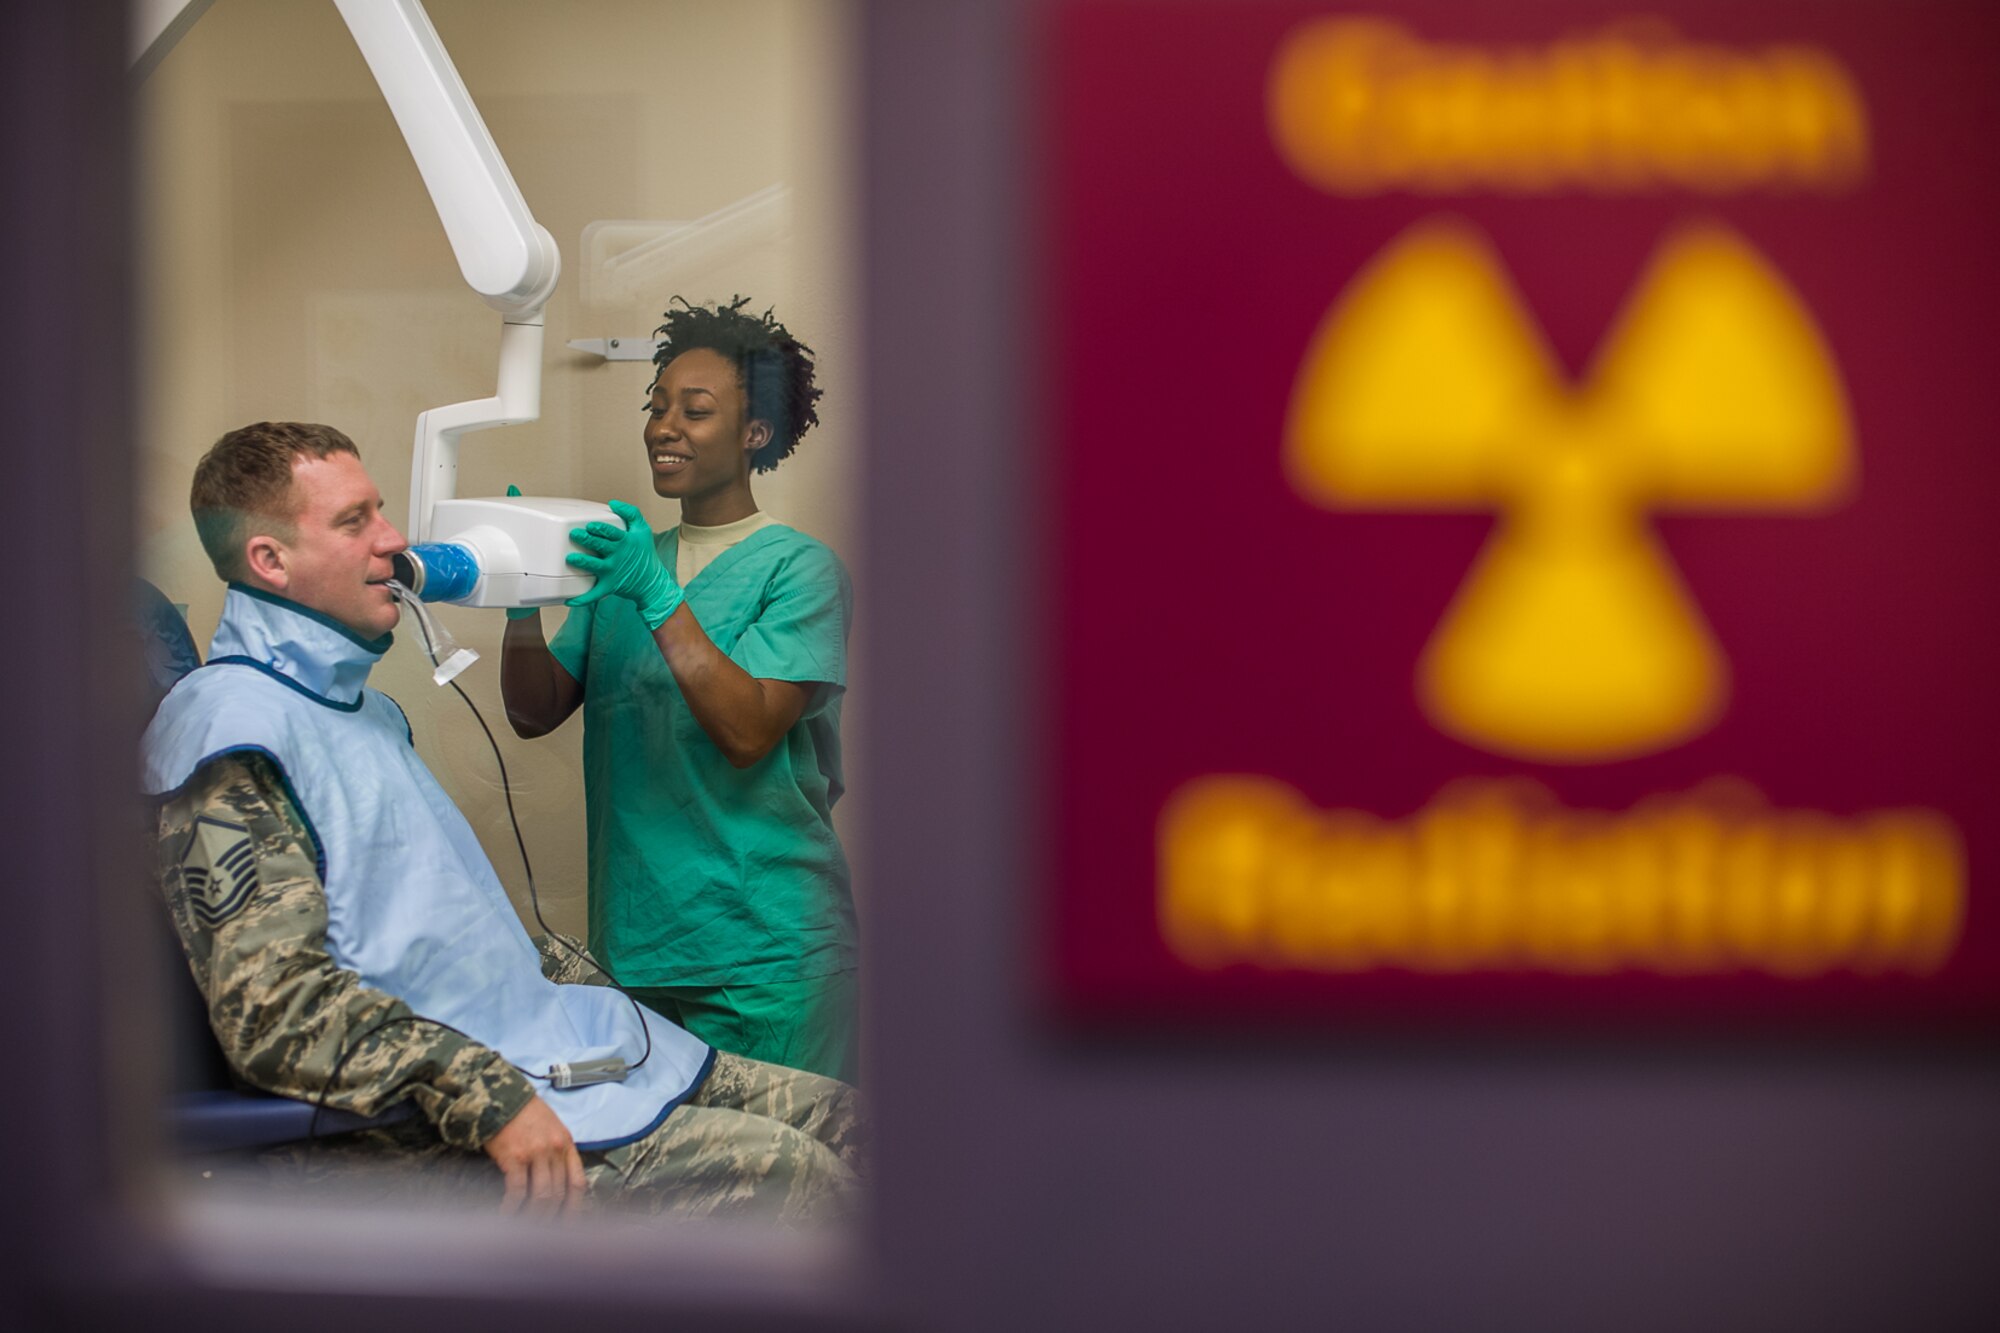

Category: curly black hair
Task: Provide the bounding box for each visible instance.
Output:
[650,295,822,474]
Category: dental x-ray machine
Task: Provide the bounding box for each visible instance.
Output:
[136,0,618,613]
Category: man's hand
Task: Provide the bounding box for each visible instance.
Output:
[483,1095,588,1218]
[566,499,684,629]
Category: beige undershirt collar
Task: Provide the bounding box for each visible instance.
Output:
[675,510,778,584]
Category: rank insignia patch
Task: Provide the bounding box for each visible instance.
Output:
[182,814,258,927]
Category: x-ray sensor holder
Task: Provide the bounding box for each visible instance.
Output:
[384,579,478,686]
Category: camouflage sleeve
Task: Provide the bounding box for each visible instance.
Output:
[155,750,537,1150]
[534,930,616,987]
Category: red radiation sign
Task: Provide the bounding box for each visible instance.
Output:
[1044,1,2000,1029]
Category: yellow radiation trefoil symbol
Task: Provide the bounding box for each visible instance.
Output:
[1285,219,1854,763]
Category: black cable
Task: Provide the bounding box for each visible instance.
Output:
[404,598,652,1073]
[441,670,652,1074]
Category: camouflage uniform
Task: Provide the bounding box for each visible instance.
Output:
[157,750,862,1223]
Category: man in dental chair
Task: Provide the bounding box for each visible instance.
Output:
[143,421,860,1222]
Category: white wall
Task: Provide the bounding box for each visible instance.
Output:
[138,0,863,938]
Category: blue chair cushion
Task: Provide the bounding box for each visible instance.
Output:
[169,1089,418,1155]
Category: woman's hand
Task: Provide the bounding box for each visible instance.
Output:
[566,499,685,630]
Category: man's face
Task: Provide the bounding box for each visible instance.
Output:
[260,452,407,638]
[643,347,768,502]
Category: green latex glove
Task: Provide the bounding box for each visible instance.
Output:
[503,485,539,619]
[567,498,684,629]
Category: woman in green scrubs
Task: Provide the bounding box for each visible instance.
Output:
[501,298,856,1083]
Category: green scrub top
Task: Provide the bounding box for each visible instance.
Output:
[550,522,855,988]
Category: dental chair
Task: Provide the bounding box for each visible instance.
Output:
[139,579,416,1156]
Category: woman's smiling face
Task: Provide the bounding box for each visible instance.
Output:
[643,347,770,508]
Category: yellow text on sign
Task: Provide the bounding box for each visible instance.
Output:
[1267,17,1869,195]
[1285,220,1853,762]
[1159,776,1962,978]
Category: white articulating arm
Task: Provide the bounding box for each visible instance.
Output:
[407,319,543,542]
[130,0,219,82]
[332,0,561,541]
[332,0,559,318]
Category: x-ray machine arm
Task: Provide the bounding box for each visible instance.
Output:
[330,0,560,544]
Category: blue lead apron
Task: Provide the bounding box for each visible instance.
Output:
[144,585,711,1149]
